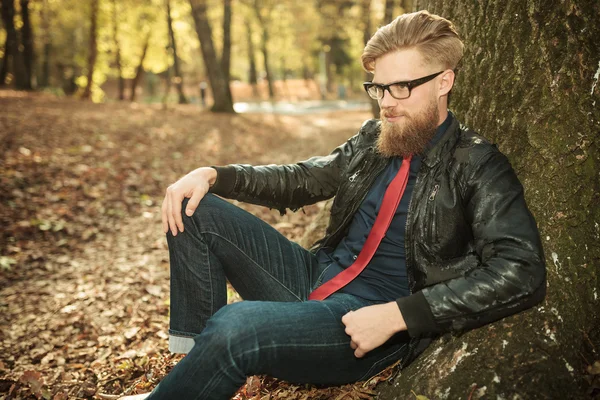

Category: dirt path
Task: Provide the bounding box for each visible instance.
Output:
[1,91,387,399]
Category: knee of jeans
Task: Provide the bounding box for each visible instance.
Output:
[200,303,261,355]
[181,194,219,219]
[166,194,222,239]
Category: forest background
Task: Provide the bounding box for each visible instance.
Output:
[0,0,401,110]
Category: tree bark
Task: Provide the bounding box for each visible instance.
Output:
[401,0,414,13]
[359,1,599,398]
[129,33,150,102]
[82,0,99,99]
[112,0,125,100]
[166,0,187,104]
[246,19,259,98]
[19,0,34,89]
[254,0,274,99]
[188,0,234,113]
[361,0,379,118]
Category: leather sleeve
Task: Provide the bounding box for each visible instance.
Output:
[208,122,374,214]
[398,149,546,337]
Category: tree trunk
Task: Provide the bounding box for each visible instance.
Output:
[246,19,259,98]
[129,33,150,102]
[161,65,172,105]
[401,0,414,13]
[254,0,274,99]
[0,0,26,88]
[112,0,125,100]
[19,0,34,89]
[354,1,599,398]
[361,0,379,118]
[166,0,187,104]
[188,0,234,113]
[81,0,99,99]
[221,0,233,107]
[384,0,394,23]
[324,43,334,94]
[0,14,8,85]
[39,0,51,88]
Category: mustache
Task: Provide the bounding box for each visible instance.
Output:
[381,111,406,119]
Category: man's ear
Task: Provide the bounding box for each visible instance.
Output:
[439,69,455,97]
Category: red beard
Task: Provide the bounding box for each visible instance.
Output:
[377,100,440,158]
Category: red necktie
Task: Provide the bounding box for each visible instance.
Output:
[308,155,412,301]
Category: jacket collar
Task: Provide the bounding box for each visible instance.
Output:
[421,113,461,168]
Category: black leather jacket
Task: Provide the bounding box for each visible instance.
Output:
[211,114,546,338]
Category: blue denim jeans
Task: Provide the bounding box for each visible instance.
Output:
[147,194,411,400]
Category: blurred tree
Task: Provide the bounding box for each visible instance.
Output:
[0,0,14,85]
[253,0,275,99]
[402,0,414,12]
[189,0,234,112]
[316,0,353,94]
[245,18,258,97]
[221,0,233,104]
[19,0,34,89]
[0,0,27,88]
[130,31,150,101]
[39,0,52,87]
[361,0,379,118]
[166,0,187,103]
[81,0,99,99]
[384,0,396,22]
[111,0,124,100]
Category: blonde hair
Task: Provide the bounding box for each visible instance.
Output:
[361,10,464,72]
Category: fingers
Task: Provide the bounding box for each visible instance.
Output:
[172,191,185,233]
[163,182,207,235]
[167,193,179,236]
[161,193,169,233]
[185,187,205,217]
[354,348,366,358]
[164,185,182,236]
[341,310,352,326]
[350,339,366,358]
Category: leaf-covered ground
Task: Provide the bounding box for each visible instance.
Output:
[0,91,397,399]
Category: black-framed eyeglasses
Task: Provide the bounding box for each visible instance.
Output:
[363,71,444,100]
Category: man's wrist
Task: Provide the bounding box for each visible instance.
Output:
[387,302,407,332]
[206,167,217,186]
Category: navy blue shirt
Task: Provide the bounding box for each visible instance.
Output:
[316,113,452,302]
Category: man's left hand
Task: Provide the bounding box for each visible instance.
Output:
[341,302,407,358]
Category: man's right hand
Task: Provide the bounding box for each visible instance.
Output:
[161,167,217,236]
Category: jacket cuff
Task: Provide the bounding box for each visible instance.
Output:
[396,291,439,337]
[209,166,237,196]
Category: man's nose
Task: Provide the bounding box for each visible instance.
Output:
[379,89,398,108]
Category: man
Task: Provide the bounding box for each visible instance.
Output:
[122,10,546,400]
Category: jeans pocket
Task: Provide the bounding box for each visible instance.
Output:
[357,343,408,382]
[311,262,333,291]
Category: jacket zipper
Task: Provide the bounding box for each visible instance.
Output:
[323,155,387,248]
[429,184,439,201]
[405,165,425,294]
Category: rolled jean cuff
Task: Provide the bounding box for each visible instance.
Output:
[168,332,195,354]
